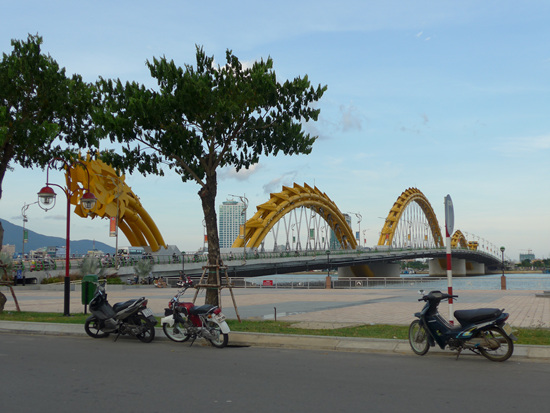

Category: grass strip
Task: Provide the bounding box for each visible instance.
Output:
[0,311,548,346]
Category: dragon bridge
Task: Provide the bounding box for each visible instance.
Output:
[451,230,468,248]
[232,183,357,250]
[67,156,166,252]
[377,187,444,249]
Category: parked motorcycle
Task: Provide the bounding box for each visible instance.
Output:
[409,290,517,361]
[84,281,157,343]
[161,276,230,348]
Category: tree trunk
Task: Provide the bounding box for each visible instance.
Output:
[198,172,221,306]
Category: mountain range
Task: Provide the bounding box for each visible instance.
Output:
[1,218,115,256]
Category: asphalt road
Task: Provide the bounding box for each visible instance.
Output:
[1,333,549,413]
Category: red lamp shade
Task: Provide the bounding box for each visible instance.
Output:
[37,185,57,211]
[81,191,97,210]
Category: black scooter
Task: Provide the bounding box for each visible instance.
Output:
[409,290,517,361]
[84,281,157,343]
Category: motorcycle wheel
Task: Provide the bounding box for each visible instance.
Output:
[84,316,110,339]
[163,321,191,342]
[205,321,228,348]
[408,320,429,356]
[477,327,514,362]
[136,315,156,343]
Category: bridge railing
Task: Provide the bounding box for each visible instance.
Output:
[12,245,498,273]
[226,276,550,291]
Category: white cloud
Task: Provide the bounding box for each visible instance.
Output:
[496,135,550,156]
[220,164,262,181]
[339,103,363,132]
[262,171,299,195]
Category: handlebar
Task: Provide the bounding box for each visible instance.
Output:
[418,291,458,301]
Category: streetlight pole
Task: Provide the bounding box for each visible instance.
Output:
[348,212,362,248]
[500,246,506,290]
[325,250,332,289]
[355,213,362,247]
[93,173,125,269]
[21,202,38,258]
[37,159,96,316]
[103,175,124,270]
[181,251,185,274]
[202,219,206,252]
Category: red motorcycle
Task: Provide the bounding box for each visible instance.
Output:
[161,276,230,348]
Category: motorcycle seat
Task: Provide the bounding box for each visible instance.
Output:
[454,308,502,326]
[113,299,140,312]
[189,304,216,315]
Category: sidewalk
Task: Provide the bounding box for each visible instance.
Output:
[1,285,550,361]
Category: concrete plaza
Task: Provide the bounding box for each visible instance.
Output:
[2,284,550,329]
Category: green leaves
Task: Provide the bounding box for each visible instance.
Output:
[99,45,326,184]
[0,34,99,198]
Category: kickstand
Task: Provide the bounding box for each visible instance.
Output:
[114,331,121,342]
[455,348,462,360]
[189,336,197,347]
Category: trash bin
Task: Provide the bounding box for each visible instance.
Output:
[81,274,98,305]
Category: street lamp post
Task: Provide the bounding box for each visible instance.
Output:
[181,251,185,274]
[348,212,362,248]
[101,175,124,270]
[93,173,125,270]
[21,202,38,258]
[325,249,331,289]
[37,159,96,316]
[500,246,506,290]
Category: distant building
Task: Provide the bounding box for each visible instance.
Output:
[1,244,15,256]
[519,253,535,262]
[46,246,57,257]
[329,213,352,249]
[219,200,245,248]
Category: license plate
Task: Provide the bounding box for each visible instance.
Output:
[214,313,226,323]
[141,308,153,317]
[502,323,513,335]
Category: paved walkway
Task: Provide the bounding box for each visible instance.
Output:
[2,285,550,329]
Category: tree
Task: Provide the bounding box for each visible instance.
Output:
[0,34,99,246]
[0,252,13,311]
[98,46,326,304]
[133,258,154,283]
[79,256,105,278]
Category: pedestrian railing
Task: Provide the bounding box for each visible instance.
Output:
[226,276,550,291]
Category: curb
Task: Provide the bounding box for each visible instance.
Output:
[1,321,549,361]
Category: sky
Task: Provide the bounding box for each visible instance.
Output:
[1,1,549,261]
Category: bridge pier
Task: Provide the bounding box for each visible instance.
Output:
[466,261,486,275]
[428,258,486,276]
[338,262,401,278]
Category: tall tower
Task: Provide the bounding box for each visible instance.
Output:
[219,200,245,248]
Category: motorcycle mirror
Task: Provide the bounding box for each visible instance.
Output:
[418,289,424,295]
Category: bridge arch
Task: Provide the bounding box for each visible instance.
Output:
[377,187,444,248]
[451,230,468,249]
[69,156,167,252]
[232,183,357,250]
